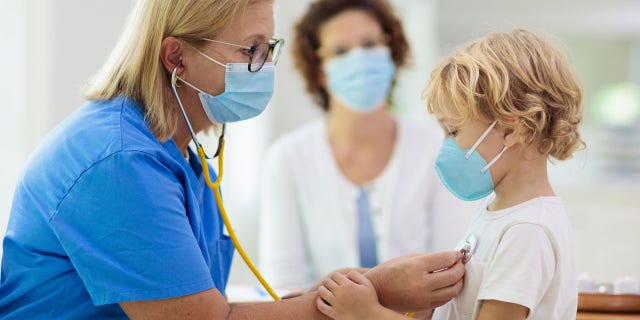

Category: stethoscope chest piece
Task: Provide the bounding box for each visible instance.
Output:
[460,233,478,263]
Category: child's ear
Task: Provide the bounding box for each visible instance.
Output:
[502,123,522,148]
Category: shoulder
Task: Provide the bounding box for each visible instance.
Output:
[491,199,568,257]
[74,97,161,154]
[18,97,172,212]
[504,197,572,252]
[39,96,158,158]
[507,197,567,226]
[500,222,553,245]
[16,99,180,221]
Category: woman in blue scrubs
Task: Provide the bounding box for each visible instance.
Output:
[0,0,464,319]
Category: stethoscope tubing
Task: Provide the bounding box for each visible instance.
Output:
[171,65,281,301]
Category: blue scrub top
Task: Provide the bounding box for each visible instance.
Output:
[0,97,234,319]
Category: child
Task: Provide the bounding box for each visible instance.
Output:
[316,29,583,320]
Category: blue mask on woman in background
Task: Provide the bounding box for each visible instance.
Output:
[435,120,508,201]
[324,46,395,112]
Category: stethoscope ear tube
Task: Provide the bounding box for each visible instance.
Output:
[170,65,280,301]
[171,65,200,147]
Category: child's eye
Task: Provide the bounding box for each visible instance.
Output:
[448,130,458,137]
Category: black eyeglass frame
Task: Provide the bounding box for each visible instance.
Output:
[197,37,284,72]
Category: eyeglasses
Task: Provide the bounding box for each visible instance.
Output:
[199,38,284,72]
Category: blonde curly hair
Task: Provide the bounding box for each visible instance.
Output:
[423,29,585,160]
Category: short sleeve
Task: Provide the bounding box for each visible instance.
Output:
[50,151,214,305]
[477,223,556,312]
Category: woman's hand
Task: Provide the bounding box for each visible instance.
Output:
[365,251,465,312]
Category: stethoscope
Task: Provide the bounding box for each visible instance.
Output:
[460,234,478,263]
[170,65,281,301]
[405,234,478,317]
[169,63,480,308]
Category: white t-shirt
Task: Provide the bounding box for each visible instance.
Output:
[258,117,467,287]
[433,194,577,320]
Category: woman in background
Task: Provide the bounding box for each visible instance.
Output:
[258,0,467,288]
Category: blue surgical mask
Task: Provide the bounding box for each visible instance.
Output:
[179,52,274,123]
[435,120,508,201]
[324,46,395,112]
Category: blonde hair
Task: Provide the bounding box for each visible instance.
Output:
[423,29,585,160]
[84,0,255,141]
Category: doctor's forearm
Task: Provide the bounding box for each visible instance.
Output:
[228,293,330,320]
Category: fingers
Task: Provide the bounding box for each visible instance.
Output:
[419,251,463,273]
[333,267,369,275]
[345,270,371,286]
[317,285,334,304]
[427,260,465,290]
[428,277,464,308]
[351,267,370,274]
[316,293,335,319]
[330,272,350,286]
[323,275,340,292]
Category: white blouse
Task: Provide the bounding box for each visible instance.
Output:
[258,117,468,287]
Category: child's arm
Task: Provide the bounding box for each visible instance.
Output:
[473,224,557,319]
[316,271,410,320]
[476,299,528,320]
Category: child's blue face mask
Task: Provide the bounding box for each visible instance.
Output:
[179,52,274,123]
[323,46,395,112]
[435,120,508,201]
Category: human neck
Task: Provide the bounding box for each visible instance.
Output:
[326,102,394,145]
[490,150,555,211]
[173,123,192,157]
[171,87,212,156]
[325,101,397,186]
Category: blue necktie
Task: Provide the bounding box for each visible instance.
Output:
[357,188,378,268]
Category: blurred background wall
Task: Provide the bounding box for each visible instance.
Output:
[1,0,638,289]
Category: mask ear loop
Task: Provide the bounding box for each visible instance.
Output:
[171,62,201,147]
[170,63,223,187]
[465,120,498,159]
[171,63,224,159]
[481,145,508,173]
[462,120,508,174]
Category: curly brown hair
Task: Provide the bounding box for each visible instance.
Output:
[292,0,409,111]
[424,29,585,160]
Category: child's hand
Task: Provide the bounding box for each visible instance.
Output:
[307,267,369,294]
[316,271,382,319]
